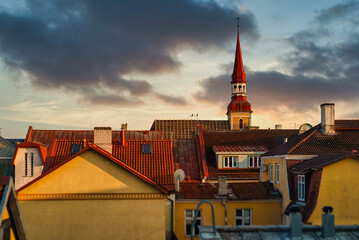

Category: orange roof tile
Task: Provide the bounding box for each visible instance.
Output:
[212,145,268,153]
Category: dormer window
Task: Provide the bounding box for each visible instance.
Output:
[223,156,238,168]
[298,175,305,201]
[142,144,151,154]
[71,144,82,154]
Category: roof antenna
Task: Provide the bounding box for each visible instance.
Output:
[236,17,240,32]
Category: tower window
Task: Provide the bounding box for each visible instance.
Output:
[239,119,244,129]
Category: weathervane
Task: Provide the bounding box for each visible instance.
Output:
[236,17,239,32]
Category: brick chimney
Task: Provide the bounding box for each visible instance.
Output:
[321,103,335,135]
[94,127,112,154]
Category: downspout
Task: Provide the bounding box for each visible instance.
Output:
[222,198,227,225]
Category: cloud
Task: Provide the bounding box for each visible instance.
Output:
[315,0,359,24]
[194,1,359,118]
[154,93,187,106]
[0,0,259,107]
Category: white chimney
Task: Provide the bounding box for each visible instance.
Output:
[94,127,112,154]
[321,103,335,135]
[218,176,227,196]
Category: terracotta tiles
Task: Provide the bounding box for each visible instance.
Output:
[176,182,280,200]
[212,145,268,152]
[150,119,230,139]
[208,166,260,180]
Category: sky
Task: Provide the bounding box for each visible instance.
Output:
[0,0,358,138]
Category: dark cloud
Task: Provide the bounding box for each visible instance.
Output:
[0,0,259,106]
[315,0,359,24]
[155,93,187,106]
[194,1,359,117]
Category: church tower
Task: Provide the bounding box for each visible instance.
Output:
[226,31,252,130]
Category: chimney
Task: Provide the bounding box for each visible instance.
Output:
[321,103,335,135]
[218,176,227,196]
[289,205,302,239]
[94,127,112,154]
[121,123,128,131]
[322,206,335,239]
[275,124,282,130]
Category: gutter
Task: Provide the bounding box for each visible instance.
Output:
[222,198,228,225]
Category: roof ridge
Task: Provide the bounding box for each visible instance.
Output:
[287,126,319,154]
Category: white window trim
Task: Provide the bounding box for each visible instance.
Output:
[298,175,305,201]
[185,209,202,236]
[269,164,273,183]
[249,156,261,168]
[223,156,238,168]
[276,164,280,184]
[235,209,252,226]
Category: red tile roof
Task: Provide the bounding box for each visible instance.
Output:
[176,182,281,200]
[201,129,297,179]
[212,145,268,153]
[263,121,359,156]
[25,126,163,148]
[172,139,202,181]
[150,119,230,139]
[23,127,174,191]
[18,145,169,194]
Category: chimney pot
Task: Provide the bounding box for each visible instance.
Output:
[321,103,335,135]
[289,205,302,239]
[322,206,335,238]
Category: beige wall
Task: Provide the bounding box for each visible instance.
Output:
[308,157,359,225]
[228,112,251,130]
[18,149,170,240]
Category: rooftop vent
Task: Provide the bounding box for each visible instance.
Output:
[142,144,151,154]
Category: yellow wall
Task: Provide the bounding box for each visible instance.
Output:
[18,149,169,240]
[174,200,281,240]
[308,157,359,225]
[19,150,162,194]
[2,207,15,240]
[229,112,251,130]
[261,156,290,223]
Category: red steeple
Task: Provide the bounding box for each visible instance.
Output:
[231,32,246,84]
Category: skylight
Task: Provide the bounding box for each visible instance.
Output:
[71,144,82,154]
[142,144,151,154]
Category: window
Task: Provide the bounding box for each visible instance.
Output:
[235,209,252,225]
[298,175,305,201]
[185,209,201,236]
[270,164,273,182]
[30,153,34,176]
[142,144,151,153]
[276,164,280,184]
[223,156,238,168]
[239,119,244,129]
[24,153,28,176]
[249,157,261,168]
[71,144,82,154]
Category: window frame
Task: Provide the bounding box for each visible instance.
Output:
[276,163,280,184]
[30,152,34,176]
[223,156,238,168]
[185,209,202,236]
[235,208,252,226]
[142,144,152,154]
[298,175,305,201]
[24,152,28,176]
[270,164,273,183]
[249,156,261,168]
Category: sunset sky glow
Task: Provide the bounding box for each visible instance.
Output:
[0,0,358,138]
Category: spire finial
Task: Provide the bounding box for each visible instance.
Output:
[236,17,239,32]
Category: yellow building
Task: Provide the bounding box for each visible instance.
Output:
[260,105,359,224]
[17,145,173,240]
[173,182,282,240]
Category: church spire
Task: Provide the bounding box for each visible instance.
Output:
[231,31,246,84]
[226,22,252,130]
